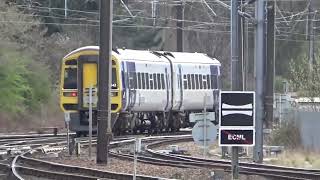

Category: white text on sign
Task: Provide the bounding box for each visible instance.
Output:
[227,134,246,141]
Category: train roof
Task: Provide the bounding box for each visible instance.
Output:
[163,51,220,65]
[64,46,221,65]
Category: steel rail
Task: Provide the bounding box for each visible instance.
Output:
[14,165,104,180]
[112,150,314,180]
[143,136,320,180]
[13,154,164,180]
[9,135,191,180]
[0,132,72,139]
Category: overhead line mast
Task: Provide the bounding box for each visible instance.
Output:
[230,0,243,179]
[177,0,184,52]
[97,0,113,164]
[253,0,265,164]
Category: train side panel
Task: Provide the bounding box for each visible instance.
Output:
[166,53,221,111]
[116,49,172,112]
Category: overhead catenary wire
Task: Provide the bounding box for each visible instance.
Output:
[4,0,320,43]
[11,4,231,25]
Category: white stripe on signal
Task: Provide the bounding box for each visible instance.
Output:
[222,103,253,109]
[222,110,253,116]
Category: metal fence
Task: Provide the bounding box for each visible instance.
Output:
[271,93,320,151]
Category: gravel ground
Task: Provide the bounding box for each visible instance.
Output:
[153,141,220,158]
[37,143,265,180]
[0,174,9,180]
[49,153,216,180]
[156,141,253,162]
[22,175,52,180]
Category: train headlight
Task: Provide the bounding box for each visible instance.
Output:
[63,92,78,97]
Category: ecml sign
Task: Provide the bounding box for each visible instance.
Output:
[219,129,254,145]
[219,91,255,147]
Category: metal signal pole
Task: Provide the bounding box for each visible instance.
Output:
[97,0,113,164]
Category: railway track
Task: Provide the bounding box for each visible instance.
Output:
[12,154,161,180]
[145,136,320,180]
[6,131,319,179]
[0,162,10,179]
[5,133,175,180]
[110,135,320,180]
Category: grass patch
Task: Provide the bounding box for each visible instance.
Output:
[268,150,320,169]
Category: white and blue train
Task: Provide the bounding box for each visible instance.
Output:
[60,46,221,135]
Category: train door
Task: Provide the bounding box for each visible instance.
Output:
[172,64,183,111]
[78,55,98,110]
[126,61,137,110]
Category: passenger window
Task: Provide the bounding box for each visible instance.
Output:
[161,74,165,89]
[137,72,142,89]
[157,74,161,89]
[187,74,191,89]
[195,74,199,89]
[153,74,157,89]
[183,75,187,89]
[149,74,154,89]
[199,74,203,89]
[145,73,149,89]
[129,72,136,89]
[207,75,211,89]
[203,75,207,89]
[191,74,195,89]
[141,73,146,89]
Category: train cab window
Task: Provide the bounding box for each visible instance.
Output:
[112,68,117,89]
[211,75,217,89]
[153,74,157,89]
[207,75,211,89]
[191,74,195,89]
[195,74,199,89]
[137,72,142,89]
[149,74,154,89]
[187,74,191,89]
[161,74,165,89]
[65,59,77,65]
[157,74,161,89]
[145,73,149,89]
[211,66,218,75]
[141,73,146,89]
[63,67,77,89]
[199,75,203,89]
[203,75,207,89]
[183,75,187,89]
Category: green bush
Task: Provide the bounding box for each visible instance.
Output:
[270,120,301,149]
[0,47,52,116]
[0,50,30,114]
[24,60,52,112]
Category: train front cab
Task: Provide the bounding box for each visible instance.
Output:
[60,49,121,136]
